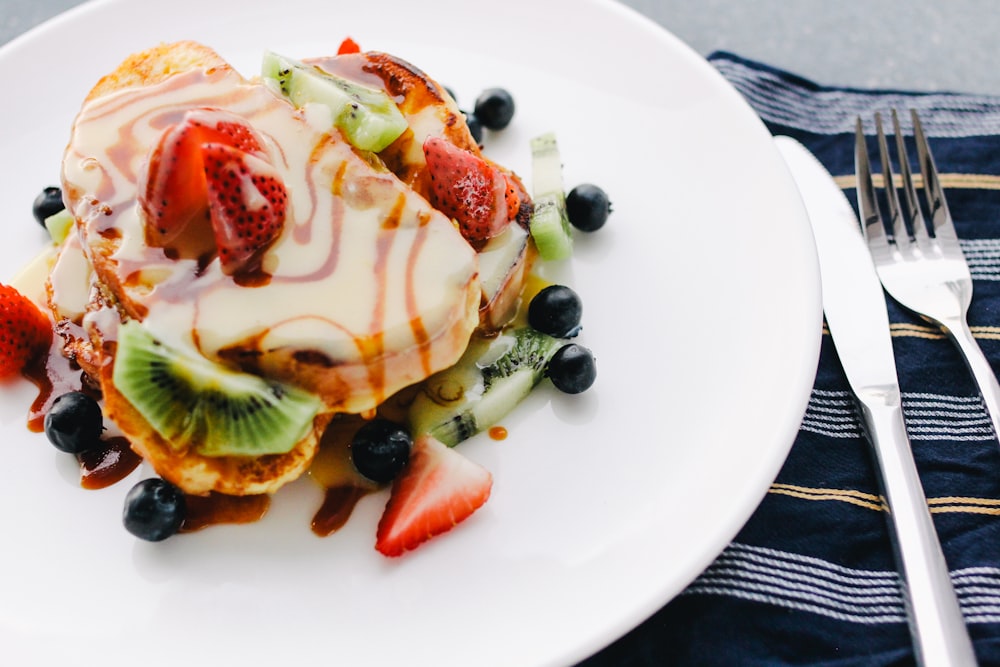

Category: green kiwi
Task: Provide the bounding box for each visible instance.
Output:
[112,321,322,457]
[528,132,573,261]
[408,327,562,446]
[261,50,408,153]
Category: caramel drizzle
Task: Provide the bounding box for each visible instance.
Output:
[405,216,433,376]
[357,193,406,405]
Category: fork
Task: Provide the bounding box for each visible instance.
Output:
[856,109,1000,445]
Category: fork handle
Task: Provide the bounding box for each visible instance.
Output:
[942,315,1000,444]
[860,395,978,666]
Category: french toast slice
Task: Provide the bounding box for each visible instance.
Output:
[57,41,481,495]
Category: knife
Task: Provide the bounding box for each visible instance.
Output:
[774,136,978,667]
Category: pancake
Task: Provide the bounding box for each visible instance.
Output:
[56,41,486,494]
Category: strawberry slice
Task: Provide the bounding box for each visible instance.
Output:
[203,143,288,276]
[139,108,268,256]
[337,37,361,55]
[423,136,515,243]
[502,172,523,222]
[375,433,493,557]
[0,284,52,378]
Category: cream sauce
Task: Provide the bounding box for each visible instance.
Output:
[60,64,480,414]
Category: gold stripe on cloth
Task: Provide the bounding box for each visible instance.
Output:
[768,484,1000,516]
[832,173,1000,190]
[821,324,1000,340]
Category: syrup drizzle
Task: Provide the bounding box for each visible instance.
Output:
[180,492,271,532]
[24,332,86,433]
[78,437,143,489]
[311,485,373,536]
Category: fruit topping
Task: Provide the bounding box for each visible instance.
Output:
[123,477,186,542]
[546,344,597,394]
[203,143,288,276]
[528,285,582,338]
[409,327,562,446]
[336,37,361,55]
[566,183,611,232]
[32,186,65,227]
[261,50,408,153]
[44,392,104,454]
[44,209,74,244]
[0,283,52,379]
[528,133,573,260]
[422,136,515,243]
[111,321,322,458]
[138,107,281,270]
[464,112,483,145]
[473,88,515,131]
[375,433,492,557]
[350,418,413,484]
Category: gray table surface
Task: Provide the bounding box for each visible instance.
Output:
[4,0,1000,94]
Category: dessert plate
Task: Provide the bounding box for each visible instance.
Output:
[0,0,821,665]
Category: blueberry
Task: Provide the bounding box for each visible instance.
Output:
[33,186,64,227]
[123,478,186,542]
[566,184,611,232]
[546,344,597,394]
[473,88,515,131]
[528,285,582,338]
[43,391,104,454]
[351,419,412,483]
[464,112,484,145]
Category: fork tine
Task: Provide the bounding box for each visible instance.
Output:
[891,109,931,246]
[911,109,960,244]
[855,117,890,251]
[875,112,910,246]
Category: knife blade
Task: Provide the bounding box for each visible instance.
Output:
[774,136,977,667]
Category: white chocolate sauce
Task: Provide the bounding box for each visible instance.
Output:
[60,63,480,414]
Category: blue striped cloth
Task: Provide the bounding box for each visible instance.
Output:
[581,53,1000,666]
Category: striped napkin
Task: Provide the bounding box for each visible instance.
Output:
[581,53,1000,666]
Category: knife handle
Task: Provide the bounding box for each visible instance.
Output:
[860,392,978,666]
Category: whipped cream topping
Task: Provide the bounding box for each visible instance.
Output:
[61,63,479,413]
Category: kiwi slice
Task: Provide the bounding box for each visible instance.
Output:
[409,327,562,446]
[112,321,322,458]
[261,50,408,153]
[528,133,574,261]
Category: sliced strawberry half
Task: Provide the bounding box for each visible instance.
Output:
[337,37,362,54]
[138,108,269,257]
[375,433,493,557]
[203,143,288,276]
[423,136,515,243]
[0,283,52,379]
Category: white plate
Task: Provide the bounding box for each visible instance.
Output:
[0,1,821,665]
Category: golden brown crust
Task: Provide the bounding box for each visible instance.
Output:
[85,41,231,102]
